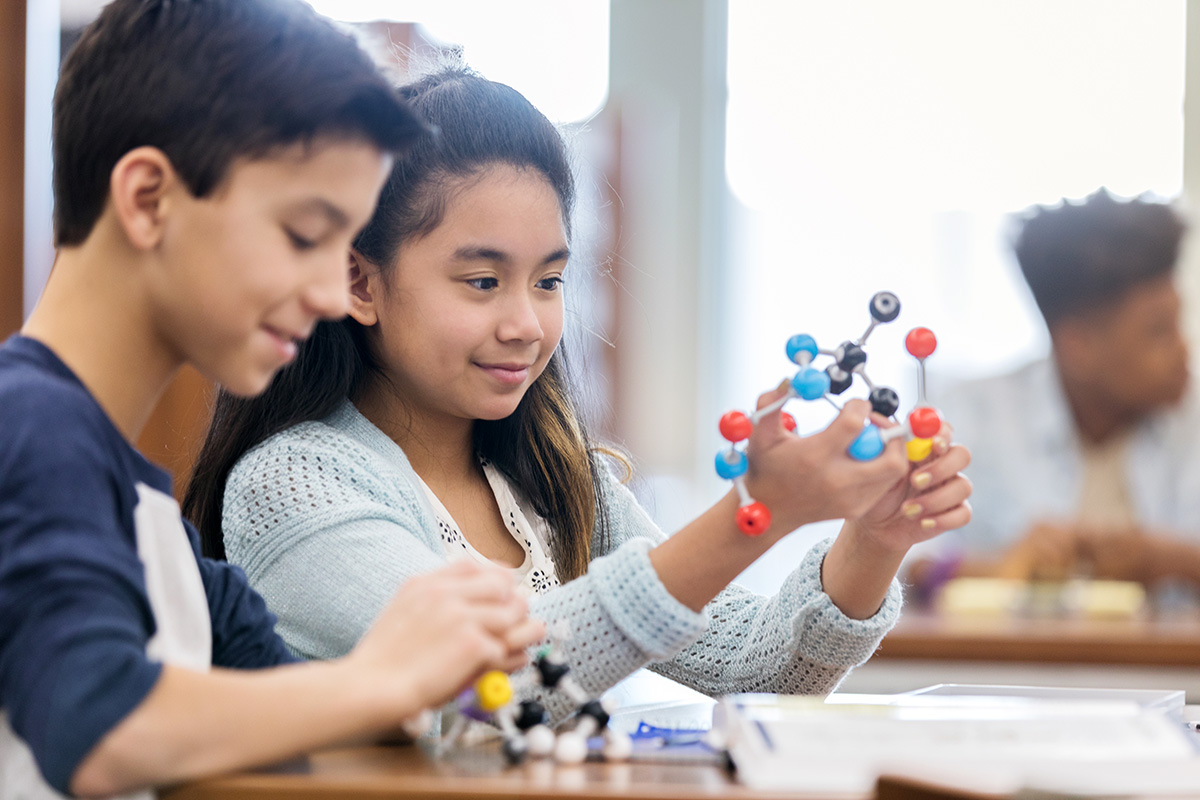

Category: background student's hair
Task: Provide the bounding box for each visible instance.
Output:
[1014,188,1187,327]
[53,0,424,246]
[184,66,612,579]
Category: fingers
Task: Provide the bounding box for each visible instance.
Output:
[824,398,873,445]
[750,380,793,438]
[420,561,520,603]
[905,473,972,519]
[916,499,972,536]
[909,443,970,491]
[754,380,792,412]
[505,617,547,652]
[493,651,532,674]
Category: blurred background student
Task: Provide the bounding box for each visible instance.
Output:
[908,189,1200,599]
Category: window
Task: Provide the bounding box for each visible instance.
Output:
[725,0,1184,409]
[305,0,609,124]
[724,1,1184,591]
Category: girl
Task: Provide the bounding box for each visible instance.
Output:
[184,66,971,719]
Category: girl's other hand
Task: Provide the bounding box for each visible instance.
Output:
[848,420,972,555]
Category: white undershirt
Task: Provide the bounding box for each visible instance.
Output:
[1077,430,1136,533]
[415,460,560,596]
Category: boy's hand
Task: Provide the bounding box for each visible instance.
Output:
[1076,526,1182,585]
[847,420,973,554]
[743,387,911,536]
[347,560,545,722]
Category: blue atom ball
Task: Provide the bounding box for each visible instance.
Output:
[785,334,819,365]
[848,425,884,461]
[791,367,830,401]
[714,449,749,480]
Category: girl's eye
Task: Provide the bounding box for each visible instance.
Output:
[467,277,500,290]
[537,277,564,291]
[286,230,317,251]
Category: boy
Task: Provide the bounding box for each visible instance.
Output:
[0,1,541,797]
[910,189,1200,590]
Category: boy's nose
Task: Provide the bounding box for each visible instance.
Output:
[303,257,351,320]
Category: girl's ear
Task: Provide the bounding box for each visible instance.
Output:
[109,146,177,251]
[347,249,380,327]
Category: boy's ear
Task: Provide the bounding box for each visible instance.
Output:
[347,249,380,327]
[108,146,179,251]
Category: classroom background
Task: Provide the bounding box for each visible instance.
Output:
[5,0,1200,700]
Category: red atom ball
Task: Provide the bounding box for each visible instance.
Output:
[736,502,771,536]
[905,327,937,359]
[908,406,943,439]
[719,410,754,442]
[781,412,797,432]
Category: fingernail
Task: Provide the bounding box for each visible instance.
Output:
[921,518,937,531]
[934,437,949,454]
[903,502,923,519]
[913,472,932,489]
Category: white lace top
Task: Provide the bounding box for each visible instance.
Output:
[415,460,560,596]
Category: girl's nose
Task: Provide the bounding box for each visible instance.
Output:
[497,292,544,343]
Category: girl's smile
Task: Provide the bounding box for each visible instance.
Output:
[475,361,534,385]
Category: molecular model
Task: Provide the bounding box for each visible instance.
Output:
[440,638,632,765]
[715,291,942,535]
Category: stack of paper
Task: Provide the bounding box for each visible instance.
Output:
[715,686,1197,797]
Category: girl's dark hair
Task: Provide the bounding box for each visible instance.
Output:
[184,66,611,581]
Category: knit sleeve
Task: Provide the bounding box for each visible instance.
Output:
[587,468,902,698]
[525,536,709,721]
[647,537,902,696]
[221,423,448,661]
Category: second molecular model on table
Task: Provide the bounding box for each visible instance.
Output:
[715,291,943,535]
[440,638,632,765]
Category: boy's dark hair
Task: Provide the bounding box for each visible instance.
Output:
[53,0,426,247]
[1013,188,1187,328]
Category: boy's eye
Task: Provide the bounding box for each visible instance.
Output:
[286,229,317,251]
[467,277,500,290]
[537,277,564,291]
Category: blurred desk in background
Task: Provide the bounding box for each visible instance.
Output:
[839,609,1200,703]
[876,611,1200,665]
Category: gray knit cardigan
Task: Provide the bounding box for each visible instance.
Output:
[222,401,902,719]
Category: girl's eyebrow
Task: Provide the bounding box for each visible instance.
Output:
[452,245,571,265]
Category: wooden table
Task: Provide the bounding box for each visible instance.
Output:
[161,742,781,800]
[875,611,1200,666]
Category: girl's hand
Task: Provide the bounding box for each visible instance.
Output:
[822,420,971,619]
[848,421,973,555]
[347,560,545,723]
[742,386,911,537]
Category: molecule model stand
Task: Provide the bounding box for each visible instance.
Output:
[715,291,944,536]
[440,636,632,765]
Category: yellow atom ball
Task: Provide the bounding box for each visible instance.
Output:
[906,437,933,462]
[475,670,513,712]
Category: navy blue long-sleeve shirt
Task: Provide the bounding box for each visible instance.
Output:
[0,335,296,795]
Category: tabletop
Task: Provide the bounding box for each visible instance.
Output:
[160,740,787,800]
